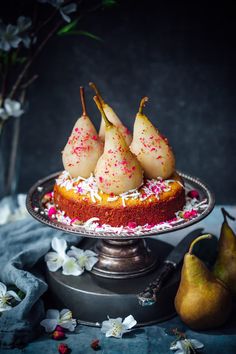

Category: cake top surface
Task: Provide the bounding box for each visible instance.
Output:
[55,170,184,207]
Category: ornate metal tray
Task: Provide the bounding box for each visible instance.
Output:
[26,171,215,240]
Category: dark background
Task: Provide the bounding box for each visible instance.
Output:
[2,0,236,203]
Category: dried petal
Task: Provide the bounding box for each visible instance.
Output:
[58,343,71,354]
[91,339,101,351]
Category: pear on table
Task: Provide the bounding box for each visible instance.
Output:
[213,208,236,296]
[89,82,132,146]
[62,87,103,178]
[93,95,143,195]
[130,97,175,179]
[175,234,232,330]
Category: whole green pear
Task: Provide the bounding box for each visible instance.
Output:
[175,235,232,330]
[213,208,236,296]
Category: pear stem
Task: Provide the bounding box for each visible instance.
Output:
[188,234,212,255]
[80,86,87,116]
[222,207,235,222]
[93,95,112,128]
[138,96,148,114]
[89,82,105,105]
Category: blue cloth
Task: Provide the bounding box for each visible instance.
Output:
[0,218,77,348]
[0,206,236,353]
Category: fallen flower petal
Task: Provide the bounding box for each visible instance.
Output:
[58,343,71,354]
[62,257,84,276]
[52,330,66,340]
[45,237,67,272]
[170,338,204,354]
[101,315,137,338]
[91,339,101,351]
[40,308,77,333]
[0,281,22,312]
[67,246,98,272]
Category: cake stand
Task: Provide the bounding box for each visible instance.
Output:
[26,171,214,326]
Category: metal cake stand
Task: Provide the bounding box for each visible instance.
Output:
[26,171,215,326]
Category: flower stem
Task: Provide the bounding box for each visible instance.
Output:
[1,53,9,101]
[9,19,64,100]
[5,91,25,200]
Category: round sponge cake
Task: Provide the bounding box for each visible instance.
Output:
[53,171,185,227]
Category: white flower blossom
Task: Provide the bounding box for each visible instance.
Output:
[45,238,98,275]
[0,282,21,312]
[45,237,67,272]
[0,23,21,51]
[101,315,137,338]
[62,256,84,276]
[0,98,24,121]
[67,246,98,272]
[170,338,204,354]
[17,16,32,48]
[38,0,77,23]
[40,308,77,332]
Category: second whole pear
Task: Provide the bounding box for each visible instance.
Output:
[175,235,232,330]
[213,208,236,296]
[130,97,175,179]
[93,95,143,195]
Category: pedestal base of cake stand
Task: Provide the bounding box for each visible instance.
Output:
[46,238,180,326]
[92,238,157,279]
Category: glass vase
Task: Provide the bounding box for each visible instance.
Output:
[0,117,21,208]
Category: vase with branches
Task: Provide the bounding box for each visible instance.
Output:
[0,0,117,204]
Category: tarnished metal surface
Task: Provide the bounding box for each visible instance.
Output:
[46,239,179,326]
[92,239,157,278]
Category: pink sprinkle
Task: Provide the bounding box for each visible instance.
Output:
[70,217,79,224]
[183,210,198,219]
[45,192,53,198]
[125,127,131,135]
[99,177,103,183]
[77,186,83,193]
[146,223,155,229]
[128,222,137,229]
[187,190,200,199]
[75,128,79,132]
[92,135,98,141]
[150,147,156,151]
[48,207,57,218]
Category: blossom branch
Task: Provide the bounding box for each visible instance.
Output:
[9,19,63,100]
[21,74,39,90]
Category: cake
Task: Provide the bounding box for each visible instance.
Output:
[54,171,185,227]
[53,85,186,229]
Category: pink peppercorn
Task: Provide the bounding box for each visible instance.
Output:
[128,222,137,229]
[187,190,200,199]
[48,207,57,218]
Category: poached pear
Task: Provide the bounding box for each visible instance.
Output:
[213,208,236,296]
[89,82,132,146]
[62,87,103,178]
[175,234,232,330]
[93,95,143,195]
[130,97,175,179]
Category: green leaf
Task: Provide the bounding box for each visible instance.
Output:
[57,19,79,35]
[59,30,103,42]
[11,50,18,64]
[16,57,27,64]
[0,51,9,66]
[102,0,117,7]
